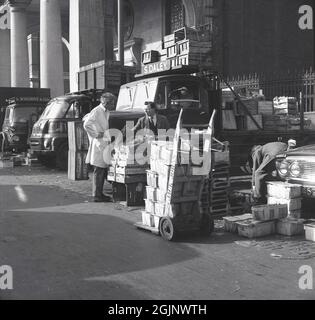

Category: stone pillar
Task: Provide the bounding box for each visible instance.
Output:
[8,0,31,87]
[28,33,40,88]
[40,0,64,97]
[0,4,11,86]
[69,0,107,92]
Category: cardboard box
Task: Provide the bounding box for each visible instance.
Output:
[155,203,165,217]
[147,170,159,188]
[145,199,155,215]
[267,182,302,199]
[237,220,276,238]
[252,204,288,221]
[146,186,157,202]
[276,218,305,236]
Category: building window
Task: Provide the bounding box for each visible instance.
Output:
[165,0,186,34]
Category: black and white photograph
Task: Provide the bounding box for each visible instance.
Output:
[0,0,315,308]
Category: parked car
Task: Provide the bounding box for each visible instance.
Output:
[276,144,315,197]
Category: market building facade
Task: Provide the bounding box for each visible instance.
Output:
[0,0,313,97]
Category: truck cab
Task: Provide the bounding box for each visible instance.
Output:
[1,97,49,153]
[114,71,213,129]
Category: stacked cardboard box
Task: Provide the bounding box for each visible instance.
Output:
[108,144,148,206]
[141,139,205,229]
[273,97,298,115]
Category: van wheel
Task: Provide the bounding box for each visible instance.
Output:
[56,143,68,171]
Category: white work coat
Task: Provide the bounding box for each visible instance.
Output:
[83,104,111,168]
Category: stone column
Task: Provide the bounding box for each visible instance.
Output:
[8,0,31,87]
[40,0,64,97]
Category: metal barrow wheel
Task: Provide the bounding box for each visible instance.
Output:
[159,217,177,241]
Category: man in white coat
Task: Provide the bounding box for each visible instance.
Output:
[83,92,116,202]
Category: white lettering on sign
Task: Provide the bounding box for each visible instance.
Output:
[0,265,13,290]
[298,5,313,30]
[0,5,10,30]
[142,61,171,75]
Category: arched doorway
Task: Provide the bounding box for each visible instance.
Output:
[165,0,195,34]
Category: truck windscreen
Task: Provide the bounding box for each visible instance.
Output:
[5,106,43,124]
[40,100,69,119]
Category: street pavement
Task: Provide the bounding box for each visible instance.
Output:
[0,166,315,300]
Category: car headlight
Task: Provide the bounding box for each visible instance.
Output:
[44,139,51,149]
[11,135,20,142]
[290,161,302,177]
[277,160,289,177]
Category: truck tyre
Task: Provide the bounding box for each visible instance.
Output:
[56,143,68,171]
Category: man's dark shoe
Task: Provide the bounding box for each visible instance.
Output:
[93,195,112,203]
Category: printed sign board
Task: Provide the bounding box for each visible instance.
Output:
[141,60,171,75]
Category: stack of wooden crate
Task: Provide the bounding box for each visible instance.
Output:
[68,121,89,181]
[142,140,205,230]
[108,144,148,206]
[223,182,306,238]
[162,27,212,69]
[266,181,305,236]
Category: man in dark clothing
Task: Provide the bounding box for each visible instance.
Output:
[251,141,289,204]
[132,102,170,137]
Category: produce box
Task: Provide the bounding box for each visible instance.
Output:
[145,199,155,215]
[156,188,166,203]
[234,98,258,116]
[141,211,160,228]
[146,186,157,202]
[304,221,315,242]
[147,170,159,188]
[155,203,165,217]
[223,214,253,233]
[276,218,305,236]
[237,220,276,238]
[245,115,263,130]
[288,210,301,219]
[267,196,302,212]
[258,101,274,115]
[252,204,287,221]
[266,182,302,199]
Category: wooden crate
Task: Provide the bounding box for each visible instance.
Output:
[276,218,305,236]
[68,150,88,181]
[141,50,159,64]
[267,196,302,212]
[223,214,253,233]
[258,101,274,115]
[115,173,146,184]
[146,186,157,202]
[267,182,302,200]
[115,166,147,176]
[237,220,276,239]
[147,170,159,188]
[234,99,258,116]
[113,182,145,206]
[177,40,212,55]
[166,44,178,58]
[0,159,14,168]
[252,204,288,221]
[304,221,315,242]
[68,121,89,152]
[245,115,263,131]
[174,26,199,42]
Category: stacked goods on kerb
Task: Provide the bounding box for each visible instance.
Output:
[68,121,89,181]
[108,144,148,206]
